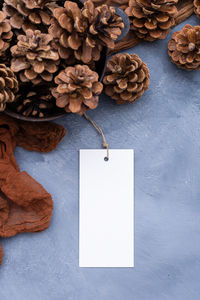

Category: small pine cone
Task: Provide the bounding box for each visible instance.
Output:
[52,65,103,114]
[0,11,13,57]
[168,24,200,71]
[3,0,58,33]
[0,64,18,112]
[194,0,200,18]
[125,0,178,41]
[8,84,58,118]
[11,29,60,85]
[103,53,150,104]
[49,0,124,63]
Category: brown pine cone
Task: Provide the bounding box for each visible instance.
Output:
[0,64,18,112]
[8,84,59,118]
[125,0,178,41]
[168,24,200,70]
[49,0,124,63]
[10,29,60,85]
[0,11,13,57]
[194,0,200,18]
[52,65,103,114]
[3,0,58,33]
[103,53,150,104]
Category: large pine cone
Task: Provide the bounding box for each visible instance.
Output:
[168,24,200,70]
[194,0,200,18]
[52,65,103,114]
[49,0,124,63]
[3,0,58,33]
[103,53,150,104]
[11,29,60,84]
[125,0,178,41]
[0,64,18,112]
[0,11,13,57]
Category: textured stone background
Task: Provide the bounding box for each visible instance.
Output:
[0,15,200,300]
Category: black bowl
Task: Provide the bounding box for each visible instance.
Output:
[5,1,129,122]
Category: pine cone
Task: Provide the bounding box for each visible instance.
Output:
[0,64,18,112]
[0,11,13,57]
[52,65,103,114]
[103,53,150,104]
[11,29,60,85]
[194,0,200,18]
[168,24,200,70]
[49,0,124,63]
[125,0,178,41]
[8,84,59,118]
[3,0,58,33]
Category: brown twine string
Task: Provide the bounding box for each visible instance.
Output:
[84,113,109,161]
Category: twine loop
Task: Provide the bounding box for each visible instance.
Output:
[84,113,109,161]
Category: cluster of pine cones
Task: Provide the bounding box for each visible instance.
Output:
[2,0,200,119]
[0,0,181,119]
[0,0,125,117]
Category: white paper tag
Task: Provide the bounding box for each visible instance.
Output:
[79,149,134,268]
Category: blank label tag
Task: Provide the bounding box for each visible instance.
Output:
[79,149,134,268]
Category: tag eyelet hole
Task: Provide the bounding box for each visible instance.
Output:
[104,157,109,162]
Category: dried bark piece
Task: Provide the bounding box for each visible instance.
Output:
[49,0,124,63]
[52,64,103,114]
[0,171,53,237]
[0,114,66,263]
[3,0,58,33]
[0,11,13,56]
[168,24,200,70]
[103,53,150,103]
[0,244,3,264]
[125,0,178,41]
[0,64,18,112]
[11,29,60,85]
[15,120,66,152]
[0,192,9,228]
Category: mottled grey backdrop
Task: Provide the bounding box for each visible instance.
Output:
[0,15,200,300]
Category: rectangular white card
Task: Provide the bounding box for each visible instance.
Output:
[79,149,134,268]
